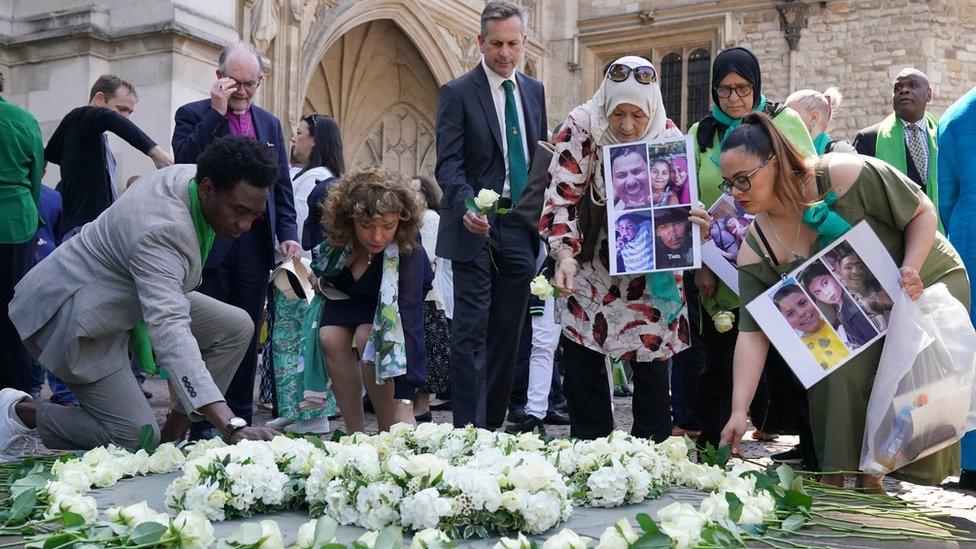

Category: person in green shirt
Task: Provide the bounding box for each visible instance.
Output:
[0,71,45,394]
[679,46,817,466]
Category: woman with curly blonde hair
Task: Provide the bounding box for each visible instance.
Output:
[306,166,428,432]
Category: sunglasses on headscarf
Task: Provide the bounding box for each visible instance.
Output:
[606,64,657,85]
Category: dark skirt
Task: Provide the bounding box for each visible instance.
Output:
[418,301,450,394]
[321,259,381,327]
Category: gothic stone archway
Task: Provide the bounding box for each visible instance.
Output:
[302,19,439,176]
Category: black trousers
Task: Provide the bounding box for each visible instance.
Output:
[450,214,535,429]
[1,238,37,392]
[670,271,704,430]
[198,221,272,424]
[561,336,671,442]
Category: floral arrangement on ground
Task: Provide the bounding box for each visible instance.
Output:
[0,423,970,548]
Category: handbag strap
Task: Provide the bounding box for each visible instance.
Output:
[752,222,780,267]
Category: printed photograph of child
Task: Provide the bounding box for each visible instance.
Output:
[799,260,879,351]
[772,281,850,371]
[614,211,654,274]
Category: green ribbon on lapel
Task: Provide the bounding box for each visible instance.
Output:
[131,178,215,375]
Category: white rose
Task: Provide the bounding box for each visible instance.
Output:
[659,436,692,463]
[43,480,81,500]
[169,510,215,549]
[149,443,186,473]
[295,520,317,548]
[410,528,452,549]
[390,422,415,438]
[508,458,558,493]
[356,530,380,548]
[257,520,284,549]
[403,454,445,480]
[595,518,639,549]
[699,492,729,522]
[474,188,501,210]
[494,533,532,549]
[516,432,546,452]
[657,503,705,548]
[51,460,94,492]
[45,494,98,524]
[91,463,121,487]
[530,275,554,299]
[543,528,592,549]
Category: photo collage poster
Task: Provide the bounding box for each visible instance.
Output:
[745,221,899,389]
[701,194,754,294]
[602,134,701,275]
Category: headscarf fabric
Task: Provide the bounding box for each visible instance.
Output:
[710,47,763,109]
[570,55,670,146]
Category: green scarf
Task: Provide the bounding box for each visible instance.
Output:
[300,241,407,405]
[131,178,215,375]
[874,112,940,231]
[709,95,768,167]
[813,132,832,156]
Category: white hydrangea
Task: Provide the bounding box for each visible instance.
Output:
[355,481,403,530]
[585,465,630,507]
[400,488,455,531]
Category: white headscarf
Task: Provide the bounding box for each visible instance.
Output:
[570,55,670,146]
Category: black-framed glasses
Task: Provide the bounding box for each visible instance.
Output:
[719,156,772,194]
[714,84,753,99]
[606,63,657,85]
[218,71,261,92]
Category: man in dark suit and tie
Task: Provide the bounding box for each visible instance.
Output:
[435,1,547,429]
[172,42,300,433]
[853,69,938,198]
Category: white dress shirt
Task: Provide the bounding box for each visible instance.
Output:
[482,59,530,198]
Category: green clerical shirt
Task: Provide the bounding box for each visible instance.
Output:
[0,95,44,244]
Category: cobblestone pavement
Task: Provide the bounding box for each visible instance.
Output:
[36,376,976,536]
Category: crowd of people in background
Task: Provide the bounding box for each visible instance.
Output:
[2,0,976,494]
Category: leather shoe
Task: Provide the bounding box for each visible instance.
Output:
[507,407,527,424]
[505,415,546,435]
[543,408,570,425]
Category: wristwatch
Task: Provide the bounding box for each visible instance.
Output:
[222,417,247,442]
[394,398,413,406]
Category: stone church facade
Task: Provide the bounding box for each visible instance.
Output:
[2,0,974,187]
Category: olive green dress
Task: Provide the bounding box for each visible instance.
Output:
[739,154,969,484]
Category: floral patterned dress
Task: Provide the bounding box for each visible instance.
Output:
[540,115,690,362]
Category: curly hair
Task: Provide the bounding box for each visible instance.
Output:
[196,135,278,192]
[321,166,424,254]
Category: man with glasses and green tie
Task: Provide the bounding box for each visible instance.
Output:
[172,42,300,440]
[434,1,547,430]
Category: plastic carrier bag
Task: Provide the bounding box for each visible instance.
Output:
[860,283,976,475]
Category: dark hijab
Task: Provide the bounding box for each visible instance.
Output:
[697,46,780,153]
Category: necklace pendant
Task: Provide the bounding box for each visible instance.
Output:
[792,251,805,261]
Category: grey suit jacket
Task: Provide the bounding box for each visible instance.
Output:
[10,164,223,412]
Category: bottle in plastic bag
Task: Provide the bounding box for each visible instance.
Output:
[877,405,914,469]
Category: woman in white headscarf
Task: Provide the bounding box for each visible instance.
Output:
[540,56,710,441]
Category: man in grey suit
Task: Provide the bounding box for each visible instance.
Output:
[0,136,280,458]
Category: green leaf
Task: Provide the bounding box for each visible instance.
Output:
[60,510,86,528]
[465,197,479,213]
[495,207,511,215]
[374,525,403,549]
[632,532,672,548]
[330,430,347,442]
[11,472,53,498]
[635,512,660,534]
[129,521,168,545]
[7,487,37,524]
[725,492,744,523]
[700,442,732,468]
[42,532,80,548]
[781,513,806,533]
[783,489,813,511]
[137,423,157,452]
[313,516,339,545]
[775,463,795,489]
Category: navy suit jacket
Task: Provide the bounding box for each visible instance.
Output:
[434,64,547,262]
[172,99,298,267]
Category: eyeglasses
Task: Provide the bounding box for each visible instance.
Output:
[719,156,772,194]
[218,72,261,92]
[714,84,754,99]
[606,63,657,85]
